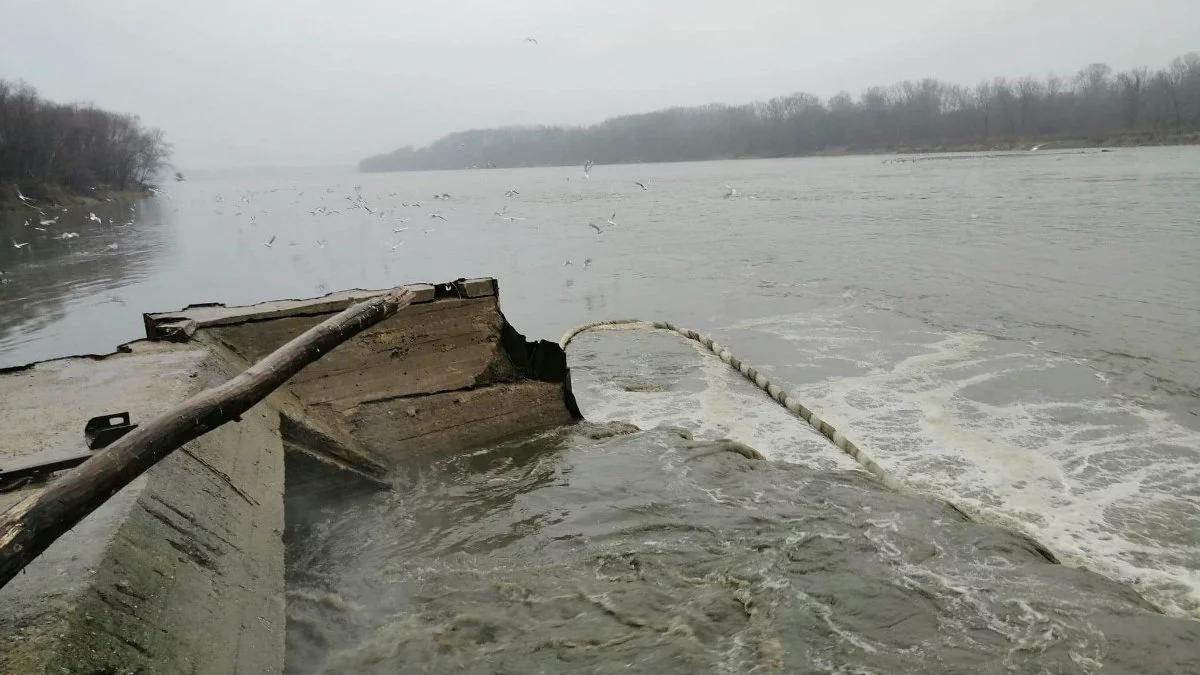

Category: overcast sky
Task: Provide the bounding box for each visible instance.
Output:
[3,0,1197,169]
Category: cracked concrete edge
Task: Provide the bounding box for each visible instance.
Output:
[143,278,498,340]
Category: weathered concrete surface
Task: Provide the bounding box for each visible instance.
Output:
[173,279,578,463]
[0,277,579,673]
[0,342,285,674]
[349,380,573,458]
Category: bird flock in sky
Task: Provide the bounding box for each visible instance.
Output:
[7,186,138,255]
[3,159,747,284]
[211,161,675,262]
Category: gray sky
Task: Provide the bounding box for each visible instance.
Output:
[3,0,1197,169]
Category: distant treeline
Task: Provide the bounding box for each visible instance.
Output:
[0,80,169,199]
[361,53,1200,172]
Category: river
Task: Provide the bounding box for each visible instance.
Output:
[1,148,1198,626]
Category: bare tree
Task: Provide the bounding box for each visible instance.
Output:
[1116,67,1149,130]
[0,80,169,200]
[357,53,1200,172]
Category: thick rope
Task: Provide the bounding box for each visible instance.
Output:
[560,319,895,487]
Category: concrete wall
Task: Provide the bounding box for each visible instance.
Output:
[160,279,578,465]
[0,278,578,673]
[0,343,285,674]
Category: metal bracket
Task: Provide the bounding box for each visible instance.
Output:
[85,412,138,450]
[0,413,139,492]
[0,454,93,493]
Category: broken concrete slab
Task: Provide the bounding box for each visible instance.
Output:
[0,278,579,674]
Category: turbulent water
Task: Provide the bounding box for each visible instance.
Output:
[283,424,1200,674]
[1,148,1198,645]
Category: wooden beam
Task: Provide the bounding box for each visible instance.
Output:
[0,288,414,589]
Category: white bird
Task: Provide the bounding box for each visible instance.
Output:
[501,215,526,222]
[606,212,617,227]
[58,232,79,240]
[40,217,58,226]
[430,213,447,221]
[264,235,276,247]
[392,226,409,233]
[588,222,603,234]
[88,212,102,224]
[14,186,35,205]
[505,189,520,197]
[634,181,648,191]
[525,37,538,45]
[106,243,119,250]
[12,239,29,249]
[723,185,738,199]
[583,160,593,180]
[583,258,592,268]
[1030,144,1044,151]
[316,239,327,248]
[390,242,405,251]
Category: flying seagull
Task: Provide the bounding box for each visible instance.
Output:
[723,185,738,199]
[505,189,520,197]
[430,213,447,221]
[14,186,36,205]
[88,212,102,224]
[12,239,29,249]
[606,212,617,227]
[264,235,276,247]
[583,160,594,179]
[525,37,538,45]
[588,222,603,234]
[40,217,58,226]
[634,181,647,191]
[58,232,79,240]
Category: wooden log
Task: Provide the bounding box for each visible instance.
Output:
[0,287,414,589]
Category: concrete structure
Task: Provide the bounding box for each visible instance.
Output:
[0,278,578,674]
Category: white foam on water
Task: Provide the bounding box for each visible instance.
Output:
[569,314,1200,617]
[570,331,859,473]
[746,318,1200,618]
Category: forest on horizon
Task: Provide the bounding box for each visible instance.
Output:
[361,52,1200,172]
[0,80,170,202]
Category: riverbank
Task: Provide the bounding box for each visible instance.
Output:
[809,129,1200,158]
[362,130,1200,173]
[0,184,153,219]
